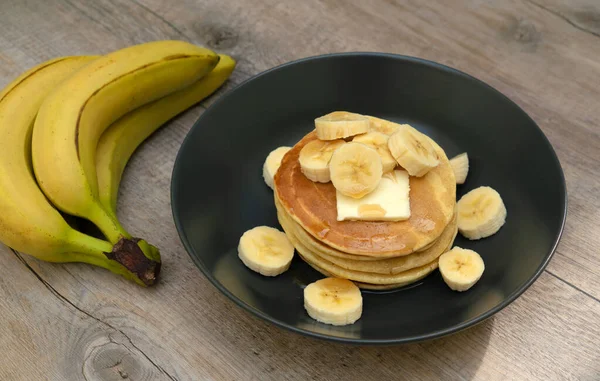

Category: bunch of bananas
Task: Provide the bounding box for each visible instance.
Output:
[0,40,235,286]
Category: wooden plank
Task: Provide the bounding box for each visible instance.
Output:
[2,244,598,380]
[0,0,599,379]
[526,0,600,38]
[0,247,173,381]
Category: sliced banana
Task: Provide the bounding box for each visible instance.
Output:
[299,139,345,182]
[238,226,294,276]
[315,111,370,140]
[263,146,291,189]
[304,277,363,326]
[388,125,439,177]
[329,142,383,199]
[450,152,469,184]
[438,247,485,291]
[457,186,506,240]
[365,115,402,135]
[352,132,397,173]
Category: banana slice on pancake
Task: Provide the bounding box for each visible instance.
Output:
[457,186,506,240]
[315,111,370,140]
[329,142,383,199]
[238,226,294,276]
[438,247,485,291]
[304,277,363,326]
[263,146,291,189]
[365,115,402,135]
[352,131,397,173]
[388,124,440,177]
[299,139,346,182]
[450,152,469,184]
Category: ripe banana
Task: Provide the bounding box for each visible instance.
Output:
[438,247,485,291]
[315,111,369,140]
[388,124,440,177]
[32,40,218,261]
[263,146,291,190]
[365,115,402,135]
[329,142,383,199]
[457,186,507,240]
[353,131,397,173]
[0,56,159,286]
[96,54,236,218]
[304,277,363,326]
[450,152,469,184]
[238,226,295,276]
[299,139,346,183]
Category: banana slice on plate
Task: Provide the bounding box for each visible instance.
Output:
[352,132,397,173]
[457,186,506,240]
[450,152,469,184]
[238,226,294,276]
[365,115,402,135]
[329,142,383,199]
[315,111,370,140]
[304,277,363,326]
[388,125,439,177]
[263,146,291,189]
[299,139,346,182]
[438,247,485,291]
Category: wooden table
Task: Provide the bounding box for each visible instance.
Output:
[1,0,599,380]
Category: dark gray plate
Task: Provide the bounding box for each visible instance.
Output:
[171,53,567,344]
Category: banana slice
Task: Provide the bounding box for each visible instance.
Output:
[329,142,383,199]
[315,111,370,140]
[457,186,506,240]
[438,247,485,291]
[365,115,402,135]
[304,277,363,326]
[238,226,294,276]
[299,139,346,182]
[450,153,469,184]
[352,132,397,173]
[388,125,439,177]
[263,146,291,189]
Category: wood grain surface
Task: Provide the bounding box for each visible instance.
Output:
[0,0,599,380]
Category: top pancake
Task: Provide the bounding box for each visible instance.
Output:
[274,130,456,257]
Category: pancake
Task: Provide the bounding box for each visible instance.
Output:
[291,222,456,290]
[277,198,457,275]
[288,208,457,275]
[353,227,457,290]
[275,197,404,260]
[299,254,433,290]
[283,213,439,285]
[274,130,456,257]
[312,213,457,275]
[292,235,440,286]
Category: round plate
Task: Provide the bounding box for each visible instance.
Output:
[171,53,566,344]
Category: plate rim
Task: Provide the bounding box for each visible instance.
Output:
[170,52,568,345]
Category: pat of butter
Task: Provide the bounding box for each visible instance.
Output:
[336,170,411,221]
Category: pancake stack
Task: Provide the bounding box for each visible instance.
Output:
[274,131,457,290]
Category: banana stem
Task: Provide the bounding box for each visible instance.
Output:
[83,201,161,285]
[104,238,161,286]
[65,229,114,255]
[64,229,161,286]
[88,202,132,242]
